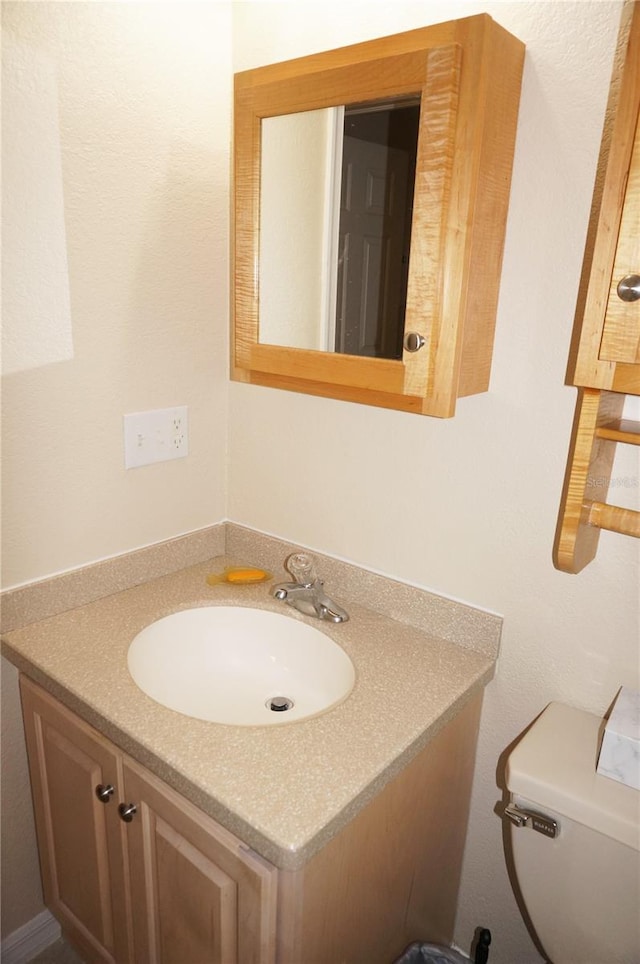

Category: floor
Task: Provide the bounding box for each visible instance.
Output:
[29,938,85,964]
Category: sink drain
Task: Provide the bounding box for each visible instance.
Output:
[266,696,294,713]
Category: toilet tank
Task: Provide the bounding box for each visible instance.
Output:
[505,702,640,964]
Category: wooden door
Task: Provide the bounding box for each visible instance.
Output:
[335,136,412,360]
[20,678,132,964]
[123,757,277,964]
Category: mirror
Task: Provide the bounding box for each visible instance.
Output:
[259,99,420,360]
[233,16,525,416]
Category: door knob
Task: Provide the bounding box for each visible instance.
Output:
[118,802,137,823]
[616,274,640,302]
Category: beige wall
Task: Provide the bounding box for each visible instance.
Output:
[1,0,229,589]
[1,1,639,961]
[260,109,335,350]
[1,0,230,939]
[229,2,639,963]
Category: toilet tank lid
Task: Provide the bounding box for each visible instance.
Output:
[506,702,639,851]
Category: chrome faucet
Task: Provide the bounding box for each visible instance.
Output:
[271,553,349,624]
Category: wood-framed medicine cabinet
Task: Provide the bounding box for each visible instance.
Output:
[232,15,525,417]
[554,0,640,573]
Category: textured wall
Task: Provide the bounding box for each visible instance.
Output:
[1,0,230,938]
[1,1,229,589]
[229,3,639,962]
[260,109,334,349]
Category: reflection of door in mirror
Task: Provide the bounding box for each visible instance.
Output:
[259,100,419,360]
[336,102,419,360]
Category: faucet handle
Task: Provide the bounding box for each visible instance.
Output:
[286,553,317,586]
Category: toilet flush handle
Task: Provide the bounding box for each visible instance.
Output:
[505,802,559,838]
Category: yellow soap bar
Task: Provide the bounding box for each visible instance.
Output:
[206,566,272,587]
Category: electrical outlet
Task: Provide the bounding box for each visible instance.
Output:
[124,406,189,468]
[171,409,188,458]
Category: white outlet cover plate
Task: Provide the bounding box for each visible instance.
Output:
[124,406,188,469]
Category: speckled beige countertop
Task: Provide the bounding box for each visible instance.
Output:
[2,533,498,871]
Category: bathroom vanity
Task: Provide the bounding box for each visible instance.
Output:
[2,533,499,964]
[20,676,482,964]
[20,678,277,964]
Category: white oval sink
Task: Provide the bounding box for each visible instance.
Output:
[127,606,355,726]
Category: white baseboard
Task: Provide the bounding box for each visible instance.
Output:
[1,910,61,964]
[452,943,471,960]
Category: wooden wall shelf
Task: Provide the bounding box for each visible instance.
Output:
[555,389,640,573]
[595,419,640,445]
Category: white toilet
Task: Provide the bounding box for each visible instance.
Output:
[504,701,640,964]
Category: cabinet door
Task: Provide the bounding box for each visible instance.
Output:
[599,116,640,365]
[571,3,640,392]
[20,678,132,964]
[123,758,277,964]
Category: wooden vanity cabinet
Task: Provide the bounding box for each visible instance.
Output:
[123,759,276,964]
[19,677,130,964]
[20,677,277,964]
[20,674,482,964]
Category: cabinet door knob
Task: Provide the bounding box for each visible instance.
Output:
[95,783,115,803]
[616,274,640,302]
[118,802,137,823]
[403,331,425,352]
